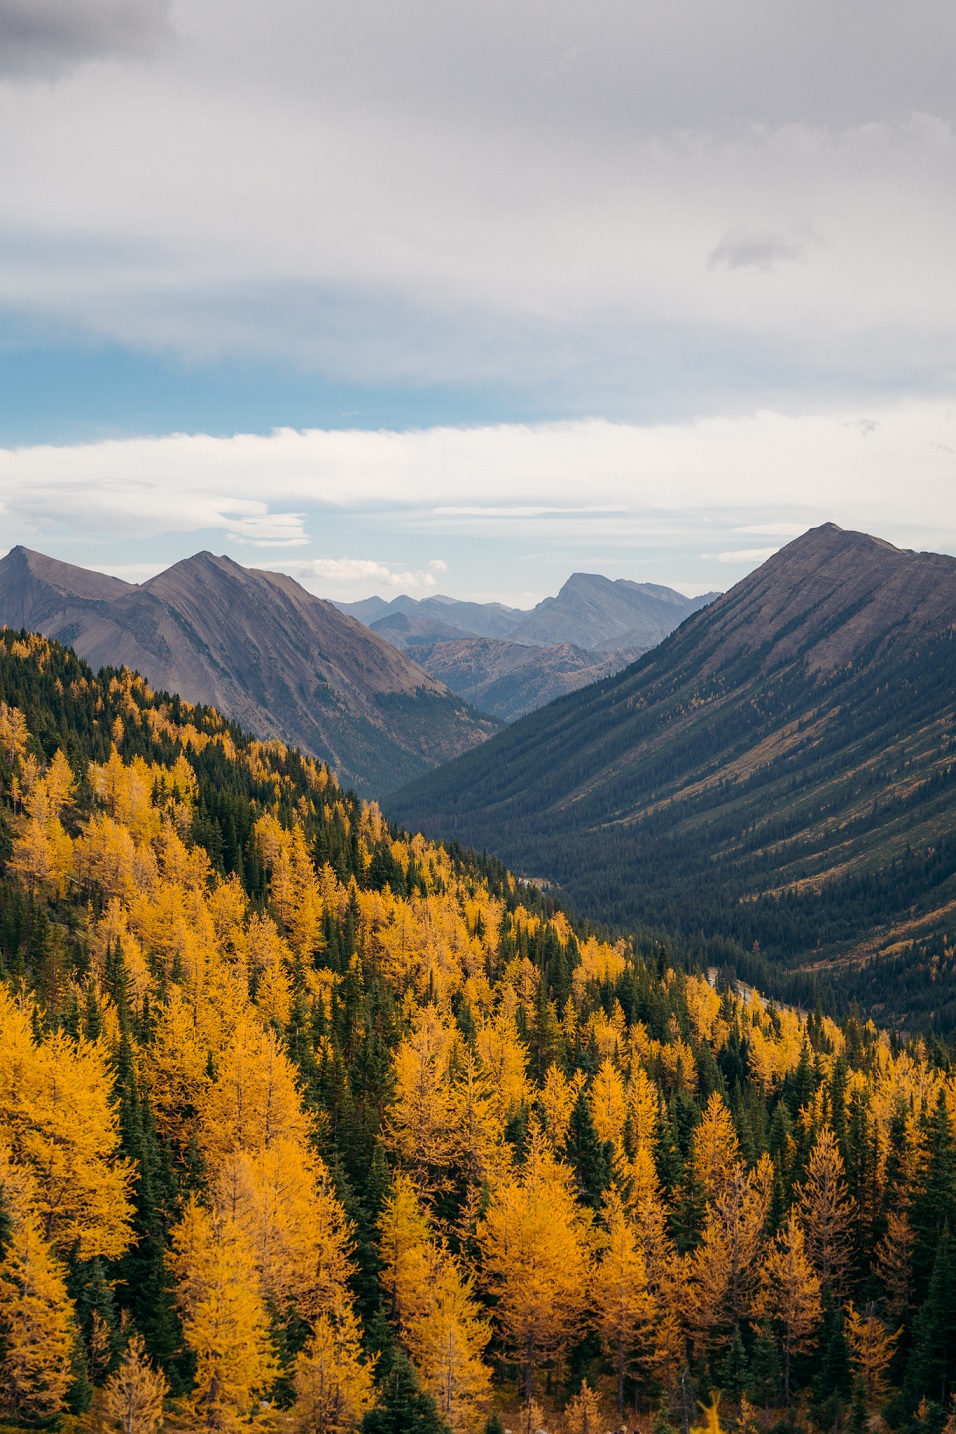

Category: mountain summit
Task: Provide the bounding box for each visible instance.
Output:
[0,547,496,794]
[390,525,956,1011]
[339,571,717,719]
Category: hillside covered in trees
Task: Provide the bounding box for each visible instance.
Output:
[1,627,956,1434]
[391,525,956,1031]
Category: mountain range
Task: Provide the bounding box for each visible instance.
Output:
[338,573,717,719]
[390,524,956,1026]
[0,546,496,795]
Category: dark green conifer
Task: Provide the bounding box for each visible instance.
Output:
[565,1089,612,1208]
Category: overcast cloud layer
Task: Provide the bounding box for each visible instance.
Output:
[0,0,954,597]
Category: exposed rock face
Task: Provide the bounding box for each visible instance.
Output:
[0,547,497,795]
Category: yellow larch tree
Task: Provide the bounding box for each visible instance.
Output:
[214,1140,354,1321]
[102,1332,169,1434]
[753,1211,822,1402]
[292,1307,376,1434]
[686,1216,732,1360]
[714,1156,773,1325]
[538,1064,584,1148]
[198,1016,312,1169]
[845,1302,901,1407]
[692,1092,741,1205]
[387,1006,458,1190]
[476,1134,592,1399]
[591,1188,655,1413]
[379,1175,491,1430]
[0,987,134,1259]
[875,1206,916,1316]
[0,1201,75,1423]
[589,1058,628,1155]
[797,1126,853,1292]
[564,1379,604,1434]
[449,1048,506,1193]
[171,1197,277,1434]
[630,1192,687,1393]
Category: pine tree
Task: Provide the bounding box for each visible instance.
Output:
[361,1349,452,1434]
[904,1225,956,1410]
[565,1089,613,1209]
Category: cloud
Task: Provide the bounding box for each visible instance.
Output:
[0,401,953,555]
[708,229,813,272]
[0,3,954,412]
[705,547,782,563]
[278,557,448,592]
[0,0,172,77]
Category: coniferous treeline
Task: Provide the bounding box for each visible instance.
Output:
[0,628,955,1434]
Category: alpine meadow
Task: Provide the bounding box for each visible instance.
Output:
[1,625,956,1434]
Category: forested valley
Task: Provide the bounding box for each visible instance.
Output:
[1,628,956,1434]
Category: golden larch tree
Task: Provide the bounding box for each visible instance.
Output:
[565,1379,604,1434]
[591,1188,655,1412]
[292,1307,376,1434]
[0,1204,75,1423]
[845,1302,900,1407]
[753,1211,822,1402]
[102,1332,169,1434]
[692,1092,741,1205]
[477,1134,592,1399]
[379,1175,490,1430]
[171,1197,277,1433]
[797,1126,852,1292]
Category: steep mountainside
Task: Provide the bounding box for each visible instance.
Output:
[391,525,956,1023]
[407,636,643,721]
[0,546,495,794]
[3,627,956,1431]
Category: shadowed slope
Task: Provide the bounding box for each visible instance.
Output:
[390,525,956,988]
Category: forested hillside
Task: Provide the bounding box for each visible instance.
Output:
[1,627,956,1434]
[391,525,956,1031]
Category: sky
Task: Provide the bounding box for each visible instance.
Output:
[1,0,955,606]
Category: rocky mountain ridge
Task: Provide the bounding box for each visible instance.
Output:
[0,546,496,794]
[340,571,717,718]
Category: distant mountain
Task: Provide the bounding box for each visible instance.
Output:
[390,525,956,1023]
[337,592,525,640]
[370,610,476,647]
[338,574,716,720]
[403,637,643,721]
[0,547,496,795]
[508,573,717,650]
[338,576,714,650]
